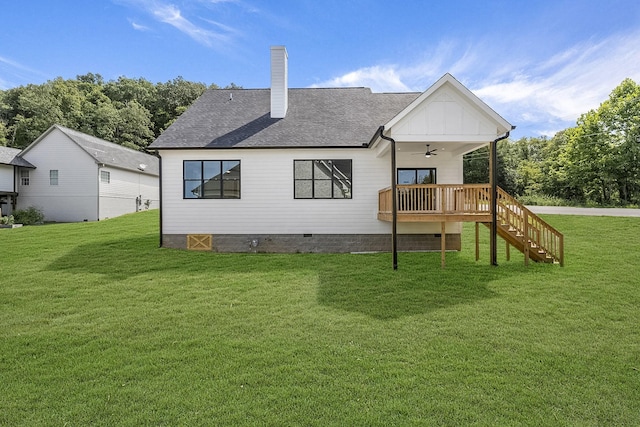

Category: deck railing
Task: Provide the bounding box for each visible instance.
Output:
[378,184,491,215]
[378,184,564,265]
[497,187,564,266]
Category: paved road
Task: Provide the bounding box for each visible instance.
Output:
[526,206,640,217]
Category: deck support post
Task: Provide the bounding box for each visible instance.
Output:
[523,209,530,266]
[441,222,446,268]
[490,139,498,266]
[475,222,480,261]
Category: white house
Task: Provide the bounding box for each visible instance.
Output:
[149,47,563,265]
[150,46,517,253]
[16,125,159,222]
[0,146,35,216]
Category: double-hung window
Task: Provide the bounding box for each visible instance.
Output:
[20,170,29,186]
[101,171,110,184]
[294,160,352,199]
[183,160,241,199]
[50,170,59,186]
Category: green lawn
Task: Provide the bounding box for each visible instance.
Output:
[1,211,639,426]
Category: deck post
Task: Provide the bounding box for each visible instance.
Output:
[490,138,498,266]
[441,222,446,268]
[475,222,479,261]
[523,210,530,266]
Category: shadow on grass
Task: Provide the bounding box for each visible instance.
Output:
[314,252,520,319]
[45,234,203,281]
[46,234,526,320]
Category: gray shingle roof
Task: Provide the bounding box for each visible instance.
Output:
[53,125,159,176]
[0,146,35,168]
[150,88,420,149]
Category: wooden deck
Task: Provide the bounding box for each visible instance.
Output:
[378,184,564,266]
[377,184,492,222]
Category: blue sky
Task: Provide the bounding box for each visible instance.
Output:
[1,0,639,138]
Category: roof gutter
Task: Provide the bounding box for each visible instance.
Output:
[375,126,398,270]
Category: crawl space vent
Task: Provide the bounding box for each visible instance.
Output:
[187,234,212,251]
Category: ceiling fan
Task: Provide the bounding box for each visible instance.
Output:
[412,144,438,158]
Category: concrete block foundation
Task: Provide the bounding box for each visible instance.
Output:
[162,233,461,253]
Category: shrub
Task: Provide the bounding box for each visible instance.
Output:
[1,215,15,225]
[517,193,572,206]
[13,206,44,225]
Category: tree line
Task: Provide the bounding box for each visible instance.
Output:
[2,73,638,206]
[465,78,640,206]
[0,73,239,151]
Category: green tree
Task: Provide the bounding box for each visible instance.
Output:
[463,140,517,195]
[115,100,155,150]
[153,77,210,134]
[563,78,640,205]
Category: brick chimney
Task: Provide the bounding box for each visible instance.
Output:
[270,46,288,119]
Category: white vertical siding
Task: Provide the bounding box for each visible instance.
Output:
[17,128,98,222]
[0,164,15,216]
[159,148,465,235]
[98,167,159,220]
[0,164,14,192]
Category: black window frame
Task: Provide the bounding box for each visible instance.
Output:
[293,159,352,199]
[183,160,241,199]
[397,168,437,185]
[100,170,110,184]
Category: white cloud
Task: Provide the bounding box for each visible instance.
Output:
[311,66,411,92]
[313,30,640,137]
[0,55,48,89]
[116,0,236,49]
[151,3,229,47]
[129,20,150,31]
[474,31,640,136]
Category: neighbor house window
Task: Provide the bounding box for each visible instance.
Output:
[183,160,241,199]
[20,170,29,186]
[49,170,59,186]
[397,168,436,185]
[294,160,352,199]
[101,171,110,183]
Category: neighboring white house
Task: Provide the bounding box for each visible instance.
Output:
[149,46,513,253]
[0,146,35,216]
[16,125,159,222]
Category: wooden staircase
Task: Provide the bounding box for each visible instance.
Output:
[487,187,564,265]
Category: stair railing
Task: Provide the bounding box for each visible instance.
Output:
[496,187,564,266]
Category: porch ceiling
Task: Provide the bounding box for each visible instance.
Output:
[375,140,488,158]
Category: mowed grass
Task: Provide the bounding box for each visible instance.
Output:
[1,211,639,426]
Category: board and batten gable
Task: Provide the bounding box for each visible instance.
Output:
[17,127,99,222]
[385,74,511,144]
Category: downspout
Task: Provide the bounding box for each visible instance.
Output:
[377,126,398,270]
[157,153,163,248]
[97,164,101,221]
[490,130,512,266]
